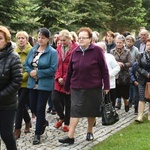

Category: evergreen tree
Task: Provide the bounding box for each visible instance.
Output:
[142,0,150,30]
[104,0,146,33]
[32,0,81,33]
[71,0,110,32]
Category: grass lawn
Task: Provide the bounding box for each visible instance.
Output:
[92,115,150,150]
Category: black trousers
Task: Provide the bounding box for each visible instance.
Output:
[15,88,31,129]
[110,88,117,108]
[29,89,50,135]
[52,90,71,125]
[0,110,17,150]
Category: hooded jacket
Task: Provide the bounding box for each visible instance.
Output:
[0,43,23,110]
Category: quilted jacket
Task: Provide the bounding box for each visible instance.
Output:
[0,43,22,110]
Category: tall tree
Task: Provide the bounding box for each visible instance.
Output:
[71,0,110,32]
[0,0,39,34]
[104,0,146,33]
[0,0,18,26]
[32,0,82,33]
[142,0,150,30]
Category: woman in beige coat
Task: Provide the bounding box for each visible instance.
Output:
[110,35,133,112]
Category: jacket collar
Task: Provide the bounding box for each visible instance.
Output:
[15,42,32,54]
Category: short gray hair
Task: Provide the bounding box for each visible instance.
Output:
[115,34,125,42]
[125,35,135,43]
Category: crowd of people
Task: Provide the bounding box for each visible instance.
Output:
[0,25,150,149]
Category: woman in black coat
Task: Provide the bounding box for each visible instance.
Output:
[135,38,150,123]
[0,26,22,150]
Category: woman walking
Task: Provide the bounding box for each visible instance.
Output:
[14,31,32,139]
[59,27,110,144]
[0,26,22,150]
[24,27,58,145]
[53,29,78,132]
[135,38,150,122]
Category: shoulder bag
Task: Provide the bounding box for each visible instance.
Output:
[101,93,119,126]
[145,82,150,100]
[117,69,130,85]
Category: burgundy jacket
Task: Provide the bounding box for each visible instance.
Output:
[64,44,110,91]
[54,41,78,93]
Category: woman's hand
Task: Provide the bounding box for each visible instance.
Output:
[58,78,64,85]
[118,62,124,68]
[30,70,38,79]
[134,81,138,86]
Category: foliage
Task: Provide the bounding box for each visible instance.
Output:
[71,0,110,33]
[31,0,83,33]
[103,0,146,33]
[0,0,39,34]
[142,0,150,30]
[0,0,149,35]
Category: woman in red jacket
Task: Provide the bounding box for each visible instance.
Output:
[52,29,78,132]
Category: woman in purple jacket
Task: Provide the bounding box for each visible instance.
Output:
[59,27,110,144]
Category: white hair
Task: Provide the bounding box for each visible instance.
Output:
[96,42,107,52]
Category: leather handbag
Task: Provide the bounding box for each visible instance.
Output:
[101,93,119,126]
[145,82,150,100]
[117,69,130,85]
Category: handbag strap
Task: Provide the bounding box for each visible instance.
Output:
[103,92,111,104]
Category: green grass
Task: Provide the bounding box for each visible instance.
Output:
[92,115,150,150]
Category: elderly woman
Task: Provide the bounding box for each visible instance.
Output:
[59,27,110,144]
[0,26,22,150]
[13,31,32,139]
[52,29,78,132]
[96,42,120,107]
[110,35,133,112]
[24,28,58,145]
[135,38,150,123]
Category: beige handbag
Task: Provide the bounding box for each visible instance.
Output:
[145,82,150,100]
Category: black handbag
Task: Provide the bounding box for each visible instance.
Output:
[117,69,130,85]
[101,93,119,126]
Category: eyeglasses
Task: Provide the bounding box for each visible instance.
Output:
[78,37,90,40]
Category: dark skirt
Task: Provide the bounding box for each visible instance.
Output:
[116,84,130,99]
[70,88,103,117]
[138,83,145,101]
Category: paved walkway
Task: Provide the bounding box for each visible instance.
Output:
[1,104,148,150]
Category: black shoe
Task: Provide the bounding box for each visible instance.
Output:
[59,136,74,144]
[134,108,138,115]
[115,101,121,109]
[86,133,94,141]
[125,105,129,112]
[129,101,132,108]
[33,135,40,145]
[47,107,52,113]
[40,120,49,135]
[51,110,57,115]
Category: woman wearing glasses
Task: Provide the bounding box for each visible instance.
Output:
[59,27,110,144]
[24,28,58,145]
